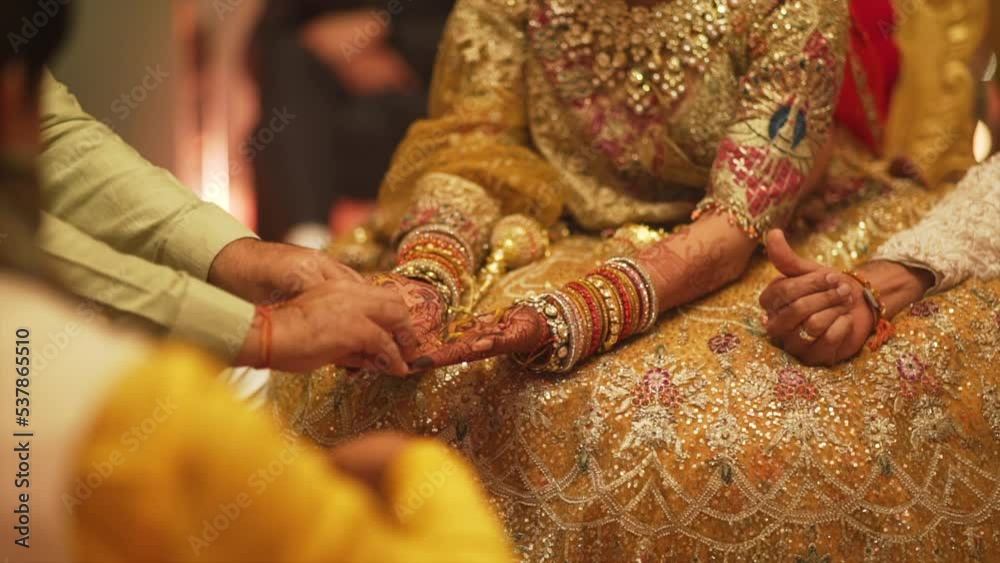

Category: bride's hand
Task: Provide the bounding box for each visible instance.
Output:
[368,273,450,368]
[408,305,547,371]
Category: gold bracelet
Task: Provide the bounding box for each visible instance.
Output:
[588,274,623,352]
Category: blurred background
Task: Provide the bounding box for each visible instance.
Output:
[48,0,998,248]
[49,0,454,248]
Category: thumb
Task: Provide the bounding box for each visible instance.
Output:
[765,229,818,277]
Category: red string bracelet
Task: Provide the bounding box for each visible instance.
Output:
[255,305,274,368]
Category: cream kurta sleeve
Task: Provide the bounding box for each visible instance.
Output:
[38,212,255,361]
[37,70,256,279]
[872,153,1000,294]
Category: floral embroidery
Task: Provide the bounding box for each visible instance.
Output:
[631,368,682,408]
[909,401,959,449]
[909,300,940,318]
[619,360,706,456]
[795,545,832,563]
[982,385,1000,442]
[715,138,806,219]
[773,368,819,404]
[861,411,897,449]
[708,332,741,354]
[896,353,941,399]
[706,412,747,455]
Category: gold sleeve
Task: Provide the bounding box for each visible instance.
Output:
[377,0,566,265]
[72,345,513,563]
[694,0,848,239]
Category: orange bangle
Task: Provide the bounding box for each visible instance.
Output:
[255,305,274,368]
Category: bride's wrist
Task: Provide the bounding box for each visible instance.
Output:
[393,227,478,316]
[856,260,935,320]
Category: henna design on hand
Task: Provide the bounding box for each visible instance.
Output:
[410,305,545,371]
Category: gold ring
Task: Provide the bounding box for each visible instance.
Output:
[798,328,818,343]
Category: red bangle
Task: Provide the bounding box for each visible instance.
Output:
[566,282,603,359]
[255,305,273,368]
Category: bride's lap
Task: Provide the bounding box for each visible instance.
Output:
[270,181,1000,560]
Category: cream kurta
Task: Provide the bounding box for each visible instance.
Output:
[874,153,1000,293]
[36,71,256,360]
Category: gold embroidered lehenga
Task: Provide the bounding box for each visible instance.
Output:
[273,0,1000,560]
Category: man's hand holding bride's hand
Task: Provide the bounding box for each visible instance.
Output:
[759,230,873,366]
[237,278,416,374]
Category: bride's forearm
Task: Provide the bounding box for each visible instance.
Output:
[636,213,758,313]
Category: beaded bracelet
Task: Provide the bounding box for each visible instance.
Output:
[845,270,895,351]
[513,293,580,373]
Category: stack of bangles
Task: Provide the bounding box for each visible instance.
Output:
[844,270,895,351]
[392,225,477,315]
[513,257,660,373]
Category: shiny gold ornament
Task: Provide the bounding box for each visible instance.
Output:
[470,215,551,308]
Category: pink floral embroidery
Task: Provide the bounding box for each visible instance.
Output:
[631,368,682,409]
[708,333,741,354]
[896,354,941,399]
[774,368,818,404]
[909,301,939,318]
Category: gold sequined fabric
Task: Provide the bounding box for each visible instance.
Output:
[274,0,1000,560]
[374,0,848,243]
[275,174,1000,561]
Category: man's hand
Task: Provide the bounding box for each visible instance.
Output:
[236,279,414,374]
[209,238,364,304]
[759,230,873,366]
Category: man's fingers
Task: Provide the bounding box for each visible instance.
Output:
[800,305,850,341]
[767,285,851,336]
[765,229,819,277]
[353,287,415,333]
[353,320,409,376]
[761,270,841,315]
[818,315,853,366]
[319,257,365,284]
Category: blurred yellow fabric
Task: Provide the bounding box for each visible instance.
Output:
[72,345,513,563]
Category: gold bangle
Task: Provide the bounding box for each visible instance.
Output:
[600,267,642,339]
[588,274,623,352]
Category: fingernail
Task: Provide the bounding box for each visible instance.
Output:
[825,273,838,285]
[410,357,434,371]
[761,313,770,325]
[836,284,851,296]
